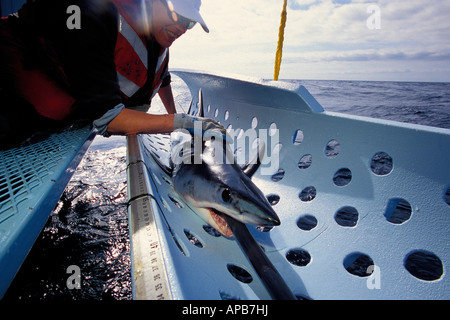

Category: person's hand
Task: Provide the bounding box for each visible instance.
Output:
[173,113,229,141]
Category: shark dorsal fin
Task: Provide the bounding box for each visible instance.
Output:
[186,87,262,179]
[198,88,204,117]
[187,88,204,117]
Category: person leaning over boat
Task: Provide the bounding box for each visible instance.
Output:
[0,0,226,148]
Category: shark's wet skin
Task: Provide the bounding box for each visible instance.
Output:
[150,90,295,300]
[154,92,280,238]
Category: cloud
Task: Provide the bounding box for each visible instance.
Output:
[284,49,450,63]
[288,0,320,11]
[170,0,450,81]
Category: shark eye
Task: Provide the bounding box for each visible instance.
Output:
[222,188,232,203]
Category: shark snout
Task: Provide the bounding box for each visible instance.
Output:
[240,201,280,227]
[258,205,281,226]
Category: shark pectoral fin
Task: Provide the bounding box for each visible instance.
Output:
[148,145,174,176]
[186,97,193,115]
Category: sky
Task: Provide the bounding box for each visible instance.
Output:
[169,0,450,82]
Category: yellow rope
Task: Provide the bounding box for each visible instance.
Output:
[274,0,288,81]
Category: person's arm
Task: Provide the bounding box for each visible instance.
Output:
[106,108,229,141]
[158,83,177,114]
[106,108,174,135]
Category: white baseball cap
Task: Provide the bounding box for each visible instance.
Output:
[165,0,209,33]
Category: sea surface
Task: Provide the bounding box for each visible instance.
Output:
[4,76,450,300]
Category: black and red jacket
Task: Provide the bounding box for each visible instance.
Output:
[5,0,170,121]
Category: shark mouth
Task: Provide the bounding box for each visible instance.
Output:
[208,209,233,238]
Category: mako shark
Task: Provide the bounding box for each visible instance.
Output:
[152,91,280,237]
[149,89,295,300]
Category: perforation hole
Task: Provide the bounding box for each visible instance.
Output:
[160,197,171,212]
[266,194,280,206]
[214,108,219,118]
[404,251,444,281]
[325,139,340,158]
[293,130,304,145]
[445,186,450,206]
[344,253,375,277]
[297,215,318,231]
[172,234,188,256]
[371,152,393,176]
[384,198,412,224]
[251,117,258,129]
[335,206,358,227]
[299,186,316,202]
[269,122,278,136]
[271,169,285,182]
[168,195,182,208]
[251,137,260,151]
[286,248,311,267]
[203,225,221,237]
[219,291,241,300]
[224,110,230,120]
[227,264,253,283]
[256,226,273,232]
[152,173,162,185]
[298,154,312,169]
[272,143,282,156]
[184,230,203,248]
[162,175,172,185]
[236,129,244,140]
[333,168,352,187]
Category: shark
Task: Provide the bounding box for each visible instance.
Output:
[152,90,280,238]
[148,89,296,300]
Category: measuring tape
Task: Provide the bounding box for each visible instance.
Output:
[127,135,172,300]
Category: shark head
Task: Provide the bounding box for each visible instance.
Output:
[206,163,280,227]
[172,149,280,237]
[170,89,280,237]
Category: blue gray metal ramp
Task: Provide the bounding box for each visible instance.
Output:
[127,70,449,299]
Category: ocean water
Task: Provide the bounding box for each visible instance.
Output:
[297,79,450,129]
[4,136,130,300]
[4,76,450,300]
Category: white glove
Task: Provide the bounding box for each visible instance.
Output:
[173,113,229,141]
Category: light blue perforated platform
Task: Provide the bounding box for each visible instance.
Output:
[0,125,95,298]
[127,71,449,300]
